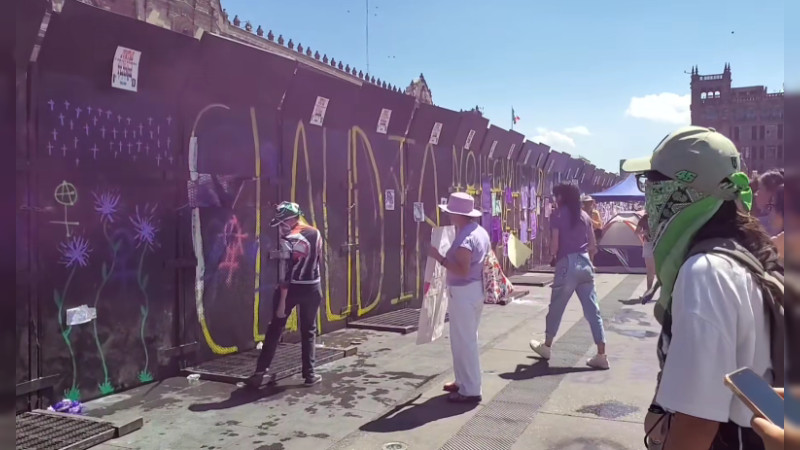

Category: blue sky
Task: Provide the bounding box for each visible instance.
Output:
[220,0,784,172]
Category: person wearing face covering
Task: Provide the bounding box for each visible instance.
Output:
[624,126,783,450]
[247,201,323,388]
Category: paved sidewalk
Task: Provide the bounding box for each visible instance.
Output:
[86,273,657,450]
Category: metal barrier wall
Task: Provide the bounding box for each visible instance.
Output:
[15,0,620,407]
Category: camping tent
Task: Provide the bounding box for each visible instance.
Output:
[593,211,646,273]
[591,174,644,202]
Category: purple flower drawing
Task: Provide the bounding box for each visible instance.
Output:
[92,191,121,223]
[59,236,92,268]
[130,204,159,249]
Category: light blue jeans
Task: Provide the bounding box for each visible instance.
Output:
[546,252,606,345]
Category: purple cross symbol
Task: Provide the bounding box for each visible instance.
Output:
[147,117,153,125]
[123,129,128,139]
[73,137,78,149]
[168,155,174,164]
[69,120,74,130]
[51,129,58,141]
[166,116,172,125]
[149,130,154,139]
[84,123,89,136]
[145,144,150,154]
[75,106,82,118]
[155,154,162,166]
[61,144,67,156]
[127,142,132,153]
[138,123,144,134]
[93,116,98,126]
[157,125,161,135]
[75,157,79,167]
[126,117,131,125]
[47,99,54,111]
[91,145,99,159]
[58,113,65,126]
[166,137,171,149]
[131,130,136,139]
[100,126,106,139]
[106,110,112,119]
[136,141,142,152]
[118,142,122,152]
[117,115,122,123]
[112,128,118,139]
[87,106,93,115]
[47,142,54,155]
[132,154,137,162]
[157,139,161,149]
[98,108,104,116]
[109,142,114,152]
[114,152,118,159]
[64,100,70,110]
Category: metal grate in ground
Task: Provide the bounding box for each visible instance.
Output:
[16,411,116,450]
[184,343,352,383]
[509,274,554,287]
[347,309,449,334]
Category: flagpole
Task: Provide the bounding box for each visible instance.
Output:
[511,106,514,130]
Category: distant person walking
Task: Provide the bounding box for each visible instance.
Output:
[582,195,604,243]
[429,192,490,403]
[635,213,656,302]
[530,183,608,370]
[247,201,323,388]
[754,169,783,236]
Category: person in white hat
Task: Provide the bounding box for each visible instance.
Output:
[428,192,490,403]
[624,126,782,449]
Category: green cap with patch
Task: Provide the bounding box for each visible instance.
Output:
[622,126,743,201]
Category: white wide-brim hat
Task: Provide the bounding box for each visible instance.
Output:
[438,192,482,218]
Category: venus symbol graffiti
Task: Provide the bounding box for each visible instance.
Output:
[51,180,80,237]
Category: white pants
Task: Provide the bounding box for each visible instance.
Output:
[447,281,485,397]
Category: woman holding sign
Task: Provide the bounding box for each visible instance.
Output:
[428,192,490,403]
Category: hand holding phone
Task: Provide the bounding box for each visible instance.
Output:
[724,367,784,429]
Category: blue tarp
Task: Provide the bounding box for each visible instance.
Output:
[591,174,645,202]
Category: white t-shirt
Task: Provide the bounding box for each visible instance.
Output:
[655,253,772,427]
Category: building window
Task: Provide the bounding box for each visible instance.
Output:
[733,126,740,141]
[751,126,757,140]
[701,92,707,100]
[742,146,750,158]
[777,145,783,161]
[778,124,783,139]
[759,125,765,140]
[715,91,721,98]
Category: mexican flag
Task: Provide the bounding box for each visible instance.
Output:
[512,108,520,125]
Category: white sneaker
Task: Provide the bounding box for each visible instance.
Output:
[586,354,610,370]
[529,340,551,360]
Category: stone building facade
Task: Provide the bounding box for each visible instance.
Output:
[690,64,784,174]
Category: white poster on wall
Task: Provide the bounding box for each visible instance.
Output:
[377,108,392,134]
[111,46,142,92]
[465,129,476,150]
[385,189,395,210]
[310,96,330,126]
[429,122,443,145]
[507,143,517,160]
[488,141,498,159]
[413,202,425,222]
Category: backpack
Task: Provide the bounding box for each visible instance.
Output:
[644,238,786,449]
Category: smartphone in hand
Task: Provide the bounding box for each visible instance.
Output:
[724,367,784,429]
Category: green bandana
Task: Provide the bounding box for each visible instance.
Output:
[646,171,753,325]
[645,180,721,325]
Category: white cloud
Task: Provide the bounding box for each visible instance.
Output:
[564,126,591,136]
[625,92,691,124]
[533,127,576,150]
